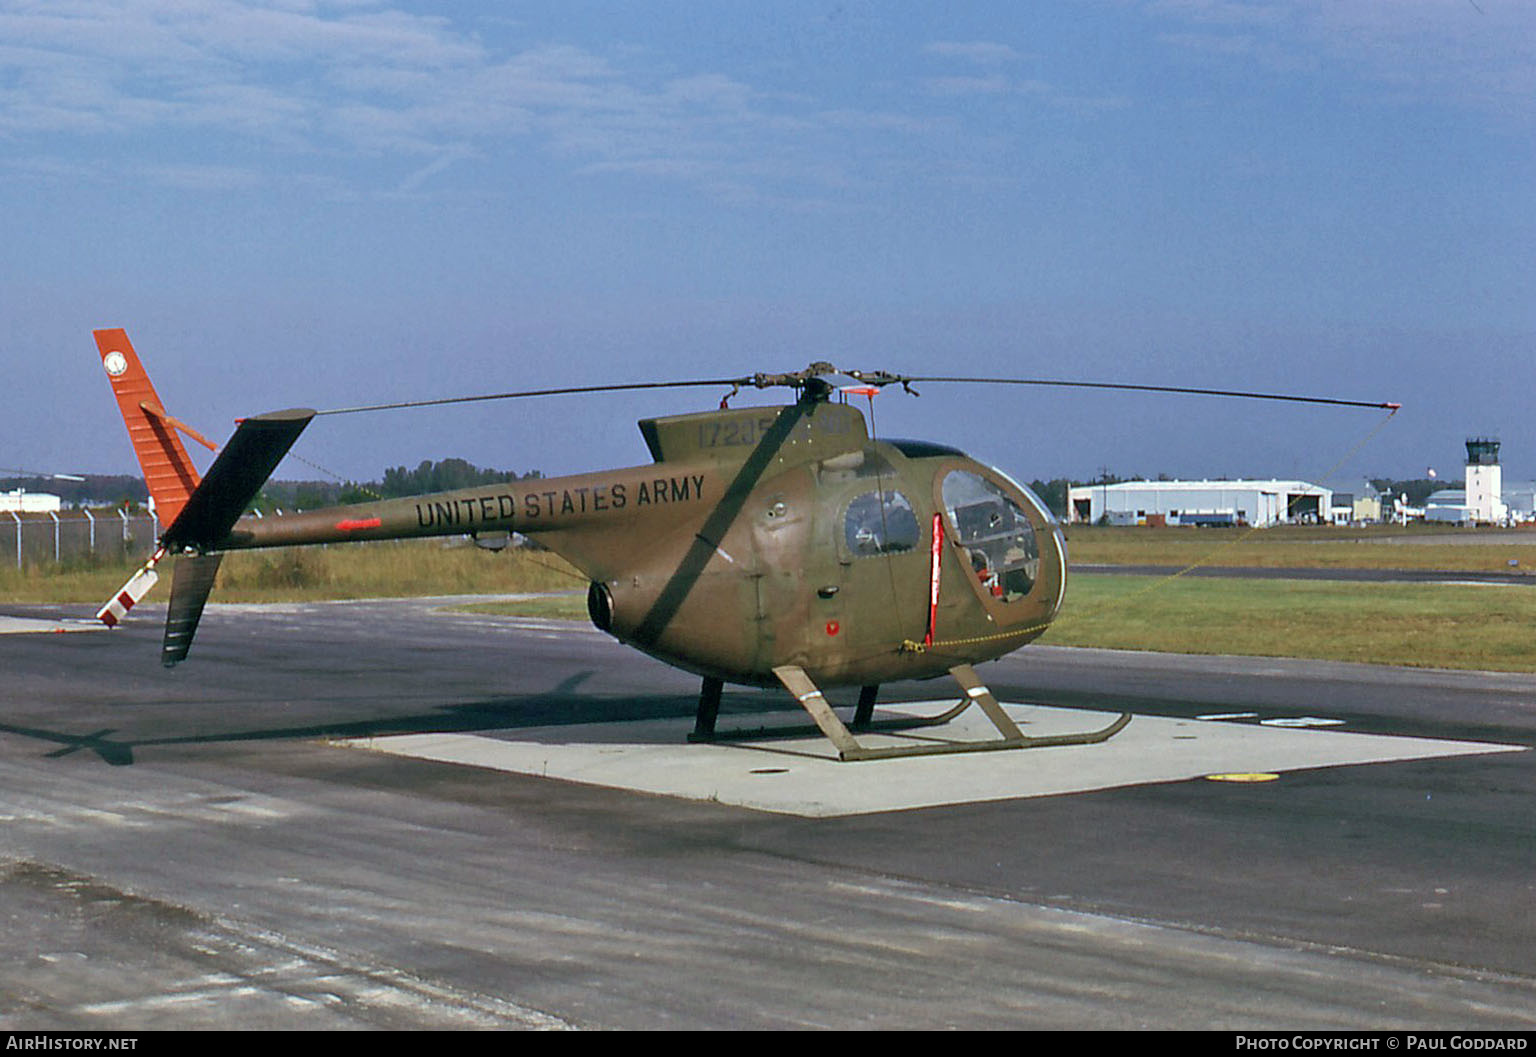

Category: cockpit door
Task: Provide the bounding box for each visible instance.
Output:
[935,466,1057,623]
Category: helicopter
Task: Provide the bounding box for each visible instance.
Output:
[91,328,1397,761]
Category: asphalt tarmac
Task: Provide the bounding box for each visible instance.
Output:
[1,597,1534,1030]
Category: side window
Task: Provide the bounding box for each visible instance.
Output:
[942,470,1040,602]
[844,490,920,557]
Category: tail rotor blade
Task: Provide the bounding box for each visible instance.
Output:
[96,547,165,628]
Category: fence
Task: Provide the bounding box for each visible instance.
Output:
[0,511,160,569]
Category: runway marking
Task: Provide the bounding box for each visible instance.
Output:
[334,702,1527,818]
[1196,713,1347,728]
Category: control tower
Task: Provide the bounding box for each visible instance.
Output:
[1464,438,1506,524]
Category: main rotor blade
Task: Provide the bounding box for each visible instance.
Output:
[314,378,750,417]
[2,467,88,481]
[309,363,1398,417]
[894,375,1399,412]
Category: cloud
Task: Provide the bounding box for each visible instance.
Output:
[1144,0,1536,121]
[394,145,474,194]
[0,0,480,143]
[134,162,266,191]
[1146,0,1289,28]
[923,74,1014,98]
[921,72,1128,115]
[920,33,1125,113]
[924,41,1022,65]
[0,1,946,207]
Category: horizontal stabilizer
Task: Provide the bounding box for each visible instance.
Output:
[162,553,224,667]
[161,408,314,552]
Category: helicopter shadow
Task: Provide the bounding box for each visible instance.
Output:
[0,670,806,766]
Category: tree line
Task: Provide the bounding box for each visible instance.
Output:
[254,459,545,511]
[4,467,1454,521]
[0,460,544,513]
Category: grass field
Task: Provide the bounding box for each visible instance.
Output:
[1063,523,1536,574]
[1040,573,1536,672]
[457,574,1536,674]
[5,530,1534,672]
[1055,525,1536,671]
[462,594,591,621]
[0,540,584,605]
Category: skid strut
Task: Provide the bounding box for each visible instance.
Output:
[687,677,967,746]
[693,676,724,738]
[769,663,1130,762]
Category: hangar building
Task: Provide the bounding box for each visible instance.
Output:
[0,489,61,514]
[1068,480,1332,527]
[1330,481,1383,524]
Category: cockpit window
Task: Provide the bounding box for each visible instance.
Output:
[844,490,920,557]
[942,470,1039,602]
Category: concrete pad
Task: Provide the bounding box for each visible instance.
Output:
[0,615,107,634]
[335,702,1527,818]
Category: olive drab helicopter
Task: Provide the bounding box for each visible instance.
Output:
[92,328,1398,761]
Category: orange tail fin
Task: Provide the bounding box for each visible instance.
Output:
[93,328,212,526]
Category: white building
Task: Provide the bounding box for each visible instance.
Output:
[1424,489,1471,524]
[1503,482,1536,523]
[1426,439,1515,525]
[1067,480,1332,528]
[1463,438,1507,524]
[0,489,61,514]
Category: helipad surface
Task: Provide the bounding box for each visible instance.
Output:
[337,701,1525,817]
[0,615,106,634]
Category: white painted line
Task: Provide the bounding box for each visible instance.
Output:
[334,702,1527,819]
[1197,712,1260,721]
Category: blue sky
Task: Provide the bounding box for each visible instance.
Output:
[3,0,1532,488]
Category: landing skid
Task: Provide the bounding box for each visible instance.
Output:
[689,663,1131,762]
